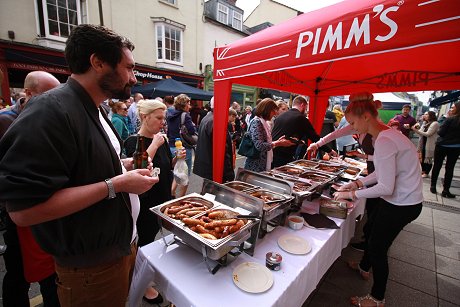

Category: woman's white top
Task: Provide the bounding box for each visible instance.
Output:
[99,110,140,242]
[355,129,423,206]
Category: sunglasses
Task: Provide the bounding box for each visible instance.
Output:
[121,107,128,111]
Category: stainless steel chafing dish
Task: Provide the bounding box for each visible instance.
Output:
[340,166,364,180]
[223,180,259,192]
[234,168,294,237]
[312,160,347,176]
[288,159,319,170]
[264,162,339,205]
[151,188,263,274]
[271,165,307,177]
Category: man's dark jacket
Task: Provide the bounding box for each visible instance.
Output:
[193,111,234,182]
[0,78,133,268]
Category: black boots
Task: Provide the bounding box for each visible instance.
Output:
[441,191,455,198]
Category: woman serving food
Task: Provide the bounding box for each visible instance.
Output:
[333,92,423,307]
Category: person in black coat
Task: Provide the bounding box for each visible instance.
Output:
[430,101,460,198]
[193,98,235,182]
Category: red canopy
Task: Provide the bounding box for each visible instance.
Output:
[212,0,460,182]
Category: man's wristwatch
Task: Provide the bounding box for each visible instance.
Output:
[104,178,116,199]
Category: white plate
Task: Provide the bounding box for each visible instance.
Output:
[278,234,312,255]
[232,262,273,293]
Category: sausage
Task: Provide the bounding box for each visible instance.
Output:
[208,211,227,219]
[185,209,206,217]
[189,201,207,207]
[195,225,220,238]
[201,216,212,223]
[175,208,193,216]
[222,226,230,237]
[182,218,205,227]
[195,224,209,234]
[229,220,245,233]
[168,204,192,214]
[200,233,217,240]
[204,219,238,229]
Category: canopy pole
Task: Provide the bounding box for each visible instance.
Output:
[212,80,232,183]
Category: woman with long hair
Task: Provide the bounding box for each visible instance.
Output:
[430,102,460,198]
[243,98,293,172]
[412,111,439,178]
[166,94,196,197]
[334,92,423,307]
[123,99,175,305]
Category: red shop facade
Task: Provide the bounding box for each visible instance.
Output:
[0,39,204,104]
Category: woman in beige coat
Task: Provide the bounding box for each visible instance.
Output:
[412,111,439,178]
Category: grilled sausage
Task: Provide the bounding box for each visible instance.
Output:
[229,220,245,233]
[185,209,206,217]
[168,204,192,214]
[204,219,238,229]
[182,218,205,227]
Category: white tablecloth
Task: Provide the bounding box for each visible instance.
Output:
[128,198,365,307]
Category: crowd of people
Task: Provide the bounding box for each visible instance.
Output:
[0,23,458,307]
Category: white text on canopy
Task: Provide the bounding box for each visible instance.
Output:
[295,4,400,58]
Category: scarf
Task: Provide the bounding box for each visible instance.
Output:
[258,116,273,171]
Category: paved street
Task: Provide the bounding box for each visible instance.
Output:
[1,153,459,306]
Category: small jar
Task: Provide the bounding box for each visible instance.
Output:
[266,252,282,271]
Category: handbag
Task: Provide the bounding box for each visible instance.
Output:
[237,121,260,158]
[180,112,198,148]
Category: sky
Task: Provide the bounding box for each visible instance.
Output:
[235,0,345,19]
[234,0,434,105]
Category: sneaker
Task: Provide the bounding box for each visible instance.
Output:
[350,241,366,252]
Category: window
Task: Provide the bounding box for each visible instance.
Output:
[39,0,81,40]
[217,3,229,24]
[156,23,182,64]
[232,11,242,30]
[159,0,177,5]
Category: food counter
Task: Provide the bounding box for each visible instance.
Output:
[128,197,365,307]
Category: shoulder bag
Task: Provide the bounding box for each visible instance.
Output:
[237,120,260,158]
[180,112,198,148]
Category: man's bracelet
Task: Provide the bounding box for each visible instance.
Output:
[104,178,116,199]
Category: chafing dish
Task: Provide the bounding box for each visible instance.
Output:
[340,166,364,180]
[288,159,319,170]
[235,168,294,237]
[299,170,336,183]
[151,190,262,274]
[313,160,347,176]
[223,180,259,192]
[271,165,306,176]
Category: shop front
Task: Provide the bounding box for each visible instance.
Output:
[0,40,205,105]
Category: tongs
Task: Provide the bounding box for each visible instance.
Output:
[236,214,259,220]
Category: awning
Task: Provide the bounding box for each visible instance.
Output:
[429,91,460,107]
[132,78,213,100]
